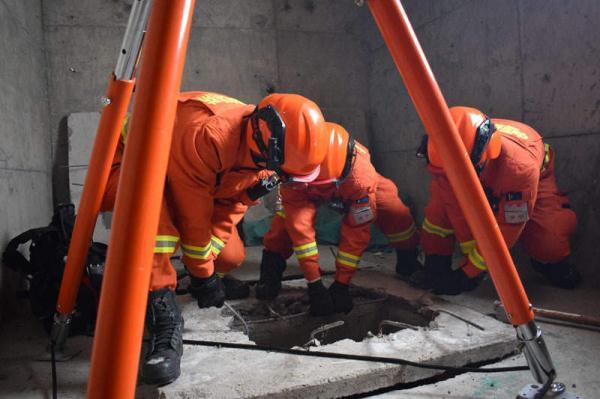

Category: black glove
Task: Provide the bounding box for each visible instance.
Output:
[395,248,420,277]
[188,273,225,308]
[328,281,353,314]
[409,254,451,289]
[307,280,335,316]
[432,267,482,295]
[531,259,581,289]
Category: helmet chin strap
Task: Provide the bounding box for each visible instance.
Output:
[250,105,286,176]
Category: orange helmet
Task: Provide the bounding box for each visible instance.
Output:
[428,106,501,170]
[316,122,354,182]
[248,93,328,182]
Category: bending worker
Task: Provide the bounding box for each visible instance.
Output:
[101,91,329,385]
[413,106,580,295]
[257,122,419,316]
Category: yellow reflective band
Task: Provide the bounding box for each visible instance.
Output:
[181,242,212,260]
[387,222,417,242]
[216,272,225,278]
[541,143,550,172]
[336,250,360,268]
[120,114,130,143]
[154,247,175,254]
[468,246,487,271]
[194,93,245,105]
[211,235,225,256]
[156,235,179,242]
[422,218,454,238]
[459,240,476,255]
[293,242,318,259]
[154,235,179,254]
[276,210,286,218]
[496,123,529,140]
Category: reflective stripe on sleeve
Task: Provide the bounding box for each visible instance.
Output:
[336,250,361,268]
[386,222,417,243]
[181,242,212,260]
[276,210,286,219]
[460,240,487,271]
[154,235,179,254]
[422,218,454,238]
[211,235,225,256]
[293,242,318,260]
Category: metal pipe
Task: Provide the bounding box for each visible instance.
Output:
[86,1,194,397]
[114,0,153,80]
[365,0,533,327]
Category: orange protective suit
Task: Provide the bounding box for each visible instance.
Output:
[102,92,270,290]
[421,119,576,277]
[263,142,418,284]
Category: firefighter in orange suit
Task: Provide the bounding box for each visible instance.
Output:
[257,122,419,315]
[413,106,580,295]
[101,91,329,385]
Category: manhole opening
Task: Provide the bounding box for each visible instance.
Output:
[225,285,435,348]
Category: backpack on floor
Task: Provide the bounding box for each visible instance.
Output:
[2,204,106,335]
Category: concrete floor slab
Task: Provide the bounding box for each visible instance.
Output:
[0,247,519,398]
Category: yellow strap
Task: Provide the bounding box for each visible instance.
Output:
[336,250,360,268]
[181,242,212,260]
[293,242,318,259]
[210,235,225,256]
[422,218,454,238]
[387,222,417,242]
[153,235,179,253]
[460,240,487,271]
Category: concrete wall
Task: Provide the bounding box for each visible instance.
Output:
[0,0,52,319]
[362,0,600,284]
[44,0,369,204]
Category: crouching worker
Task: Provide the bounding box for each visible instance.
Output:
[101,92,328,385]
[413,106,580,295]
[257,122,419,316]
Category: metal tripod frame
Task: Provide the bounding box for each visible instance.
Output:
[52,0,576,397]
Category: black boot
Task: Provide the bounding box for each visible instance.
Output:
[255,250,287,300]
[409,254,452,289]
[189,273,225,308]
[308,280,335,316]
[221,274,250,299]
[328,281,354,314]
[395,248,420,278]
[143,289,184,386]
[531,259,581,289]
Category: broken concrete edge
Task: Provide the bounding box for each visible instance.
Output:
[150,274,519,399]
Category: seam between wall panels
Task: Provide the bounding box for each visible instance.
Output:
[272,0,281,92]
[516,0,526,124]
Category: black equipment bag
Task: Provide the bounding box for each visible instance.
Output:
[2,204,106,335]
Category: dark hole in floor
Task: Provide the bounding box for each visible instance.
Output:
[225,285,435,348]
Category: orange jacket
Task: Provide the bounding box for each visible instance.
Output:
[103,92,271,280]
[422,118,547,276]
[280,143,381,283]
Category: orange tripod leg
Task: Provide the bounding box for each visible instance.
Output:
[86,1,195,398]
[52,0,152,349]
[367,0,558,388]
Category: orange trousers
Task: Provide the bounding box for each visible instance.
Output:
[421,158,576,276]
[101,147,246,291]
[264,176,418,282]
